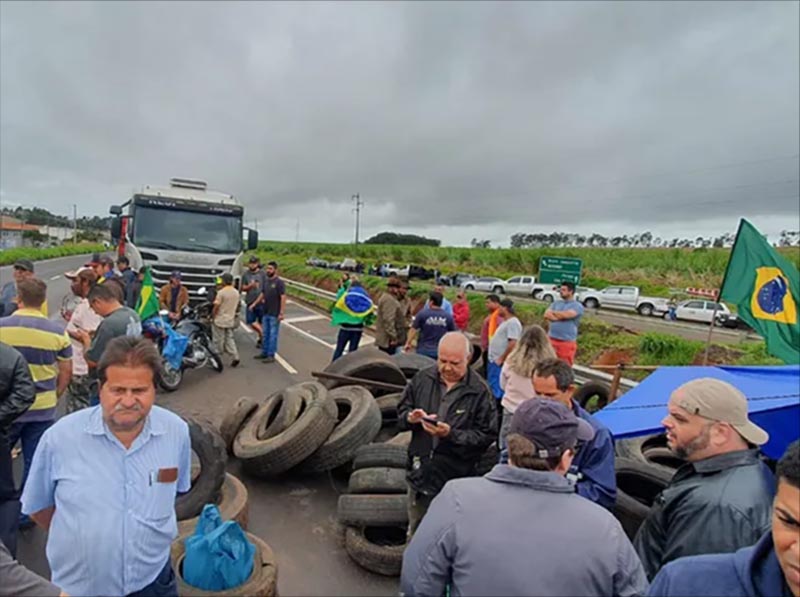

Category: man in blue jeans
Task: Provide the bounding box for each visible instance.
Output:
[250,261,286,363]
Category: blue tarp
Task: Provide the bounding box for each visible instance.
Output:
[595,365,800,460]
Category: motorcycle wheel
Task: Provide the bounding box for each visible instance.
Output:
[158,363,184,392]
[209,348,224,373]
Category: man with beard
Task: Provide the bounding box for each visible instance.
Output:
[634,377,776,580]
[63,268,102,413]
[242,256,266,347]
[250,261,286,363]
[22,336,191,597]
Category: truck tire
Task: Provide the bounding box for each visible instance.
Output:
[219,397,260,454]
[344,526,407,577]
[464,284,475,291]
[542,294,554,303]
[178,473,249,535]
[171,532,278,596]
[337,494,409,526]
[573,382,610,413]
[375,393,402,422]
[532,289,543,300]
[492,286,504,294]
[583,298,599,309]
[352,443,407,471]
[348,467,408,494]
[234,382,338,477]
[384,431,411,447]
[175,418,228,520]
[391,353,436,379]
[322,347,406,397]
[637,303,654,317]
[296,386,382,474]
[615,434,683,476]
[614,458,673,540]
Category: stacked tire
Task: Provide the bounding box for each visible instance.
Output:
[337,442,410,576]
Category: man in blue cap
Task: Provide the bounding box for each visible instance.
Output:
[401,398,647,597]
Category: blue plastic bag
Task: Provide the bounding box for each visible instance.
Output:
[183,505,255,591]
[161,322,189,371]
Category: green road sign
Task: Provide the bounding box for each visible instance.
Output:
[539,256,583,285]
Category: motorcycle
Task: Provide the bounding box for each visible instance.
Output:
[142,287,223,392]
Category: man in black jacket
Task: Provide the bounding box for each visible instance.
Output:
[0,342,36,557]
[398,332,497,538]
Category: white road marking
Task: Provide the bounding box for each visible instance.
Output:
[239,322,255,335]
[284,314,326,324]
[50,275,61,281]
[275,354,298,374]
[282,320,337,349]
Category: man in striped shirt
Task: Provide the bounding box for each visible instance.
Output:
[0,278,72,529]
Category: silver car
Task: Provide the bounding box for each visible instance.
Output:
[461,276,506,294]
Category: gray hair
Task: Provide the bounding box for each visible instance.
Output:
[439,331,472,359]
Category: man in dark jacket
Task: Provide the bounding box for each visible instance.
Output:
[648,439,799,597]
[532,358,616,510]
[397,332,497,537]
[0,342,36,556]
[634,377,776,580]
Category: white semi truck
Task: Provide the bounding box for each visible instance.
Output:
[109,178,258,302]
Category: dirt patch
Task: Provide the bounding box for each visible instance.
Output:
[592,348,637,367]
[691,344,744,365]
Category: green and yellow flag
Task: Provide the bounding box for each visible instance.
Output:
[720,219,800,364]
[136,266,160,322]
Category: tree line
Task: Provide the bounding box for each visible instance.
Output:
[1,206,111,231]
[365,232,441,246]
[509,230,800,249]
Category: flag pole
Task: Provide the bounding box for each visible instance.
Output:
[703,219,744,365]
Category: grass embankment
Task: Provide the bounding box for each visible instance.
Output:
[252,252,783,374]
[0,244,105,266]
[259,241,800,298]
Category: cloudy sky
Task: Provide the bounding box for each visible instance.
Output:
[1,1,798,246]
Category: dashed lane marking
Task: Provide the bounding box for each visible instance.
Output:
[284,314,326,324]
[50,275,61,281]
[238,321,299,375]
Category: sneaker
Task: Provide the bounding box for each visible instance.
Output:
[263,356,275,364]
[256,338,262,349]
[231,360,240,368]
[253,354,268,360]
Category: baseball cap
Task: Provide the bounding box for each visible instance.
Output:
[509,399,594,458]
[65,266,92,279]
[86,252,102,266]
[671,378,769,445]
[500,298,515,313]
[248,255,260,264]
[13,259,34,272]
[170,271,182,280]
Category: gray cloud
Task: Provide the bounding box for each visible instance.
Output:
[1,1,798,245]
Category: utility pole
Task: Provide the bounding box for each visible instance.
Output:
[73,204,77,244]
[295,218,300,242]
[352,193,364,247]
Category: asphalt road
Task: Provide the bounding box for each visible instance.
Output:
[9,253,397,596]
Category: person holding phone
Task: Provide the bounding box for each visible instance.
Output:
[398,332,497,539]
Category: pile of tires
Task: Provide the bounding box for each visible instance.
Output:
[337,442,410,576]
[224,381,383,477]
[613,433,683,539]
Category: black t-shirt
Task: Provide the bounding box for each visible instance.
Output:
[262,276,286,316]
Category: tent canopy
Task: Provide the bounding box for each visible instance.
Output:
[594,365,800,460]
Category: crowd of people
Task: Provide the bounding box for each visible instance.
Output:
[0,255,797,597]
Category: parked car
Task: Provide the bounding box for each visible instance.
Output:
[439,273,476,287]
[580,285,669,317]
[504,275,553,298]
[461,276,506,294]
[538,285,595,304]
[667,299,732,325]
[305,257,329,268]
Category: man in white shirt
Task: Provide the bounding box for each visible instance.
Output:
[63,268,102,413]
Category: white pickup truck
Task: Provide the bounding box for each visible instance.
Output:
[579,285,670,317]
[502,275,553,299]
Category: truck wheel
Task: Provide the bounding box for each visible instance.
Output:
[492,286,504,294]
[344,526,407,577]
[543,294,554,304]
[532,289,543,300]
[637,303,654,317]
[584,298,599,309]
[464,284,474,290]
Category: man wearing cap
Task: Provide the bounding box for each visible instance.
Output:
[212,273,240,368]
[634,377,776,580]
[0,259,47,317]
[401,398,647,597]
[63,268,102,413]
[375,277,407,355]
[487,298,522,424]
[158,271,189,322]
[243,256,266,347]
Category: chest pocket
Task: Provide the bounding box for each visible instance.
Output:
[138,479,177,522]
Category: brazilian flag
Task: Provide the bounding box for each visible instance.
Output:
[136,266,161,322]
[720,219,799,364]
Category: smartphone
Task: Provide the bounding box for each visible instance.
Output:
[421,415,440,426]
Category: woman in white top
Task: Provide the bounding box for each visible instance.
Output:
[499,325,556,449]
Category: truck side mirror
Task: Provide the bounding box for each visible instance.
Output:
[109,205,123,216]
[110,216,122,242]
[247,229,259,250]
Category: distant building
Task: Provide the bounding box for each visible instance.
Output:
[0,215,40,249]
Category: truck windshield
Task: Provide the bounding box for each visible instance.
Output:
[132,206,242,253]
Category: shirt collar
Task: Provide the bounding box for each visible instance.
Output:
[484,464,576,494]
[690,448,760,474]
[84,405,167,440]
[15,307,46,318]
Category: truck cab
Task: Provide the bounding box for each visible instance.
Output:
[110,178,258,303]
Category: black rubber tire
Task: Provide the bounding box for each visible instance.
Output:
[175,418,228,520]
[616,433,684,476]
[219,397,259,454]
[344,526,406,577]
[584,298,599,309]
[296,386,382,474]
[171,532,278,596]
[574,382,611,413]
[375,393,402,422]
[178,473,249,535]
[158,362,184,392]
[337,494,409,526]
[348,467,407,494]
[475,444,499,476]
[492,286,504,294]
[373,424,400,444]
[321,347,407,397]
[469,342,483,367]
[644,447,685,470]
[614,457,674,540]
[391,353,436,379]
[209,349,224,373]
[637,303,654,317]
[234,382,338,477]
[352,443,407,471]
